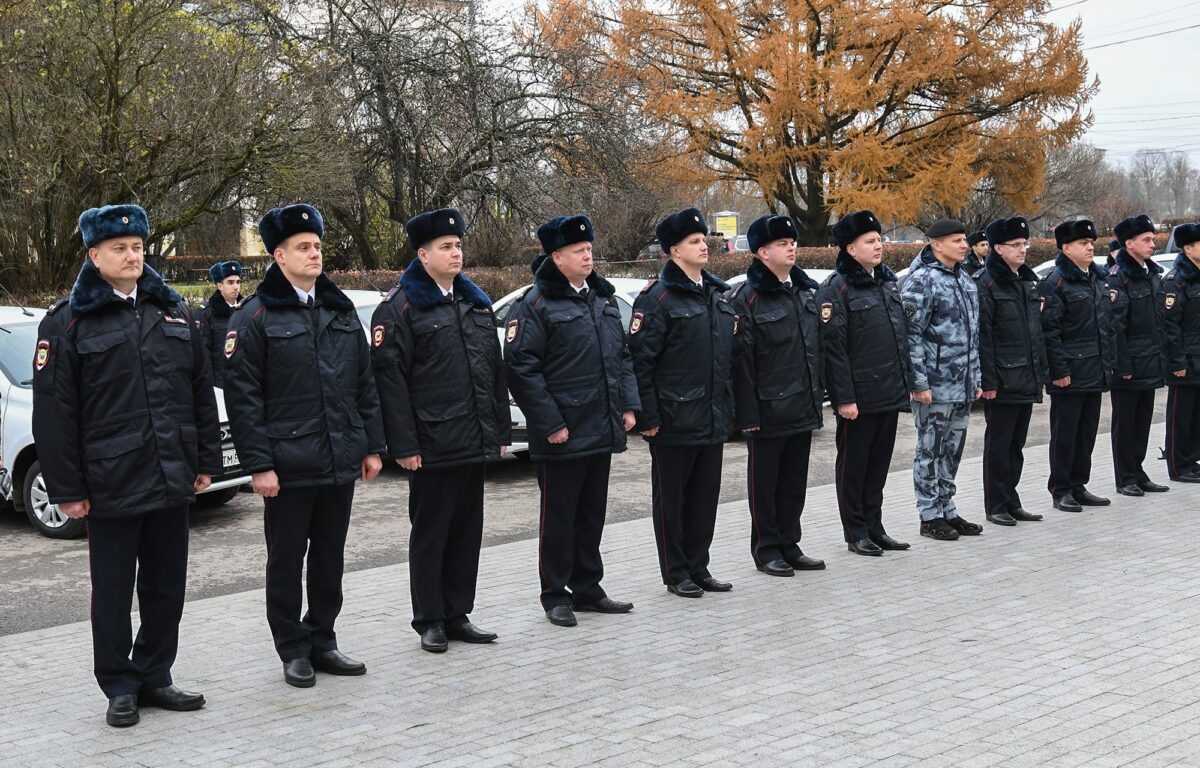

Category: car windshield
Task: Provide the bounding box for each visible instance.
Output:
[0,321,41,387]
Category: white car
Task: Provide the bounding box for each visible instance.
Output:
[1030,253,1177,280]
[492,277,648,454]
[724,268,835,291]
[0,305,252,539]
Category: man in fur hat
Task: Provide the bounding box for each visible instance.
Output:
[504,214,639,627]
[371,208,509,653]
[224,204,386,687]
[1160,223,1200,482]
[32,204,221,726]
[629,208,737,597]
[197,260,243,388]
[728,214,826,577]
[815,210,914,556]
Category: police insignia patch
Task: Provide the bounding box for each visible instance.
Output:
[820,302,833,323]
[1110,289,1118,303]
[506,318,519,343]
[224,330,238,358]
[34,340,49,371]
[1039,297,1046,312]
[732,314,740,335]
[630,311,644,334]
[372,325,385,347]
[1166,293,1176,309]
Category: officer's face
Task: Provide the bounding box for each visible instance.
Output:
[1185,242,1200,266]
[995,239,1029,270]
[552,241,593,284]
[275,233,323,283]
[217,276,241,304]
[671,233,709,269]
[1125,232,1156,261]
[757,238,795,274]
[972,241,989,259]
[419,236,463,281]
[847,232,882,268]
[89,236,144,287]
[931,233,968,264]
[1062,238,1094,266]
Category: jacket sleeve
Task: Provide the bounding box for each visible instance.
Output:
[503,298,566,439]
[901,274,931,392]
[618,337,640,415]
[729,292,759,430]
[491,312,513,446]
[628,294,668,431]
[816,284,854,407]
[224,308,274,475]
[1164,279,1186,374]
[354,316,386,456]
[1109,273,1133,378]
[370,301,420,459]
[1039,279,1069,381]
[977,280,998,392]
[185,304,221,476]
[31,312,88,504]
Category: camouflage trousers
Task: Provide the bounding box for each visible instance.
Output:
[911,402,971,521]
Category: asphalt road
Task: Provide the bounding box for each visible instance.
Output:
[0,398,1167,636]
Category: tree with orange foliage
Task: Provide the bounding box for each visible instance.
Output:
[545,0,1096,244]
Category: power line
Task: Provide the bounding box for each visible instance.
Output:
[1087,14,1200,42]
[1084,23,1200,50]
[1083,0,1200,34]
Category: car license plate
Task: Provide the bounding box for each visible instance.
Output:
[222,447,240,469]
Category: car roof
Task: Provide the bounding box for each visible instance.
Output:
[0,306,46,323]
[341,289,389,307]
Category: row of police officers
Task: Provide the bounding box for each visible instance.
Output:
[33,200,1200,728]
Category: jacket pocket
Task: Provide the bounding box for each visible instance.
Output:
[996,358,1036,396]
[657,384,707,433]
[265,323,311,366]
[83,431,146,503]
[1131,351,1162,382]
[266,416,325,474]
[413,400,473,456]
[757,378,811,423]
[754,307,796,347]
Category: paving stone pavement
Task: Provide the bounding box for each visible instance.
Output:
[2,423,1200,768]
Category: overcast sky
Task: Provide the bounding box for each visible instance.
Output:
[484,0,1200,167]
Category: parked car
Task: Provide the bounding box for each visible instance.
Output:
[0,305,252,539]
[724,268,835,290]
[492,277,647,454]
[1030,253,1175,280]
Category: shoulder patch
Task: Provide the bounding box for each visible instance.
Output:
[1165,293,1176,310]
[505,318,519,343]
[34,339,50,371]
[372,324,385,347]
[1110,288,1119,303]
[732,314,740,335]
[630,311,644,334]
[820,302,833,323]
[224,330,238,358]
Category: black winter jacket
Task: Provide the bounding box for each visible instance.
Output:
[224,264,385,487]
[197,290,242,388]
[1162,253,1200,387]
[370,260,510,467]
[503,261,639,461]
[32,262,221,517]
[816,254,914,414]
[1108,250,1167,390]
[727,260,823,436]
[1038,253,1115,394]
[628,260,737,446]
[976,253,1048,403]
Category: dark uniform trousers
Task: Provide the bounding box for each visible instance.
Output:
[263,482,355,662]
[1110,389,1156,487]
[983,402,1033,515]
[86,506,189,698]
[1166,386,1200,479]
[1047,392,1102,497]
[835,411,898,543]
[408,463,485,633]
[649,443,723,586]
[536,454,611,610]
[747,432,812,566]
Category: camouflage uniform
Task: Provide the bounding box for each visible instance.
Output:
[900,247,981,521]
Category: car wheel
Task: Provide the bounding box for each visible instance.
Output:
[194,485,241,507]
[23,460,86,539]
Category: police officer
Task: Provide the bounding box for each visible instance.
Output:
[629,208,736,597]
[728,215,825,577]
[1107,238,1121,269]
[196,260,242,387]
[901,219,983,541]
[33,205,220,727]
[224,204,385,687]
[1161,223,1200,482]
[817,210,914,556]
[371,208,510,653]
[1108,214,1170,496]
[965,230,988,276]
[504,214,639,627]
[1039,219,1115,512]
[976,217,1048,526]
